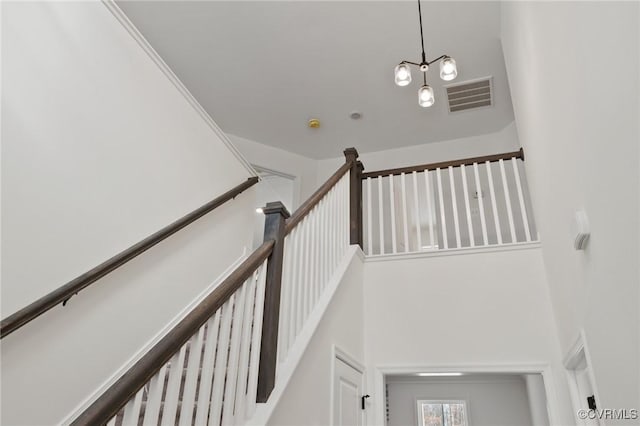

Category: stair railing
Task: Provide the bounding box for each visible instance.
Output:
[0,177,259,339]
[259,148,360,402]
[360,148,537,255]
[70,149,361,425]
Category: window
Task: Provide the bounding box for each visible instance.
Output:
[416,400,468,426]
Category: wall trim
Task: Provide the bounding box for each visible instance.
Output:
[101,0,258,178]
[334,345,366,374]
[248,246,362,425]
[60,248,249,425]
[365,241,542,263]
[370,363,560,426]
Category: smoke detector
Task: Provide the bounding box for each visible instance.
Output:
[349,111,362,120]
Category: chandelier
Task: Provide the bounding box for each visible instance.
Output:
[394,0,458,107]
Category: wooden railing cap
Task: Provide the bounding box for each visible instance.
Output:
[343,147,359,162]
[262,201,291,218]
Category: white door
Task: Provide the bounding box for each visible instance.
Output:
[333,357,364,426]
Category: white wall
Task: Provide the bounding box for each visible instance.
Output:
[386,375,533,426]
[264,251,364,426]
[1,2,255,424]
[317,121,520,183]
[363,246,574,425]
[500,2,640,419]
[229,133,318,209]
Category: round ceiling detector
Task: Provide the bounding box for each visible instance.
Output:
[350,111,362,120]
[308,118,320,128]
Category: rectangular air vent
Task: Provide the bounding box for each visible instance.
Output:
[446,77,492,113]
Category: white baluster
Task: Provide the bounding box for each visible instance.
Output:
[460,165,475,247]
[295,218,306,337]
[424,170,435,249]
[178,326,205,426]
[302,214,311,323]
[448,166,461,248]
[323,195,331,287]
[389,175,397,253]
[473,162,488,246]
[400,172,410,252]
[308,207,317,311]
[246,263,268,419]
[141,364,167,426]
[233,273,259,424]
[222,283,249,426]
[194,311,222,425]
[106,417,116,426]
[366,177,373,255]
[436,168,448,249]
[278,233,293,362]
[344,175,349,251]
[499,159,517,243]
[329,186,338,273]
[208,295,235,426]
[512,157,532,242]
[318,198,326,296]
[377,176,385,255]
[412,171,422,251]
[486,161,502,245]
[160,345,187,426]
[122,388,144,426]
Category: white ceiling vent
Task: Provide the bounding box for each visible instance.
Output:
[446,77,493,113]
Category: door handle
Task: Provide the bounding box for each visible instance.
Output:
[361,394,370,410]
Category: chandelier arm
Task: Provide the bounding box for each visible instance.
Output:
[427,54,449,66]
[401,60,422,67]
[417,0,427,63]
[423,72,427,86]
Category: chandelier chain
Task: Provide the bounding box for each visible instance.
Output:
[417,0,427,64]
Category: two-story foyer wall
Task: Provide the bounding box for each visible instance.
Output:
[1,1,256,424]
[386,374,534,426]
[363,246,575,426]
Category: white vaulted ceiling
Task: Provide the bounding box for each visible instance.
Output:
[117,1,514,159]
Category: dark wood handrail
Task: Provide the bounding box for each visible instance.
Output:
[284,162,352,235]
[360,148,524,179]
[0,176,259,339]
[70,239,274,426]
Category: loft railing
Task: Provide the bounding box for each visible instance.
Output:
[360,149,536,256]
[71,150,358,425]
[0,177,259,339]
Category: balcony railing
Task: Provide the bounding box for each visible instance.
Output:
[360,149,537,256]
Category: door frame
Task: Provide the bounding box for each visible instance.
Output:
[371,363,560,426]
[331,345,367,425]
[563,329,602,426]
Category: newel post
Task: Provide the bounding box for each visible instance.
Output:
[344,148,364,248]
[257,201,290,402]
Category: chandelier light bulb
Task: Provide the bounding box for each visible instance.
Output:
[440,57,458,81]
[394,63,412,86]
[418,84,435,107]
